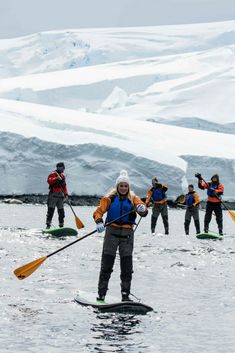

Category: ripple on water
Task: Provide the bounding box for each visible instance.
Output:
[0,206,235,353]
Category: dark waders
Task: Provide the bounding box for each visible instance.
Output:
[46,192,65,228]
[184,207,200,234]
[151,203,169,234]
[98,226,134,299]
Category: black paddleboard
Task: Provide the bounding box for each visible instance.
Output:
[196,231,223,240]
[74,292,153,315]
[43,227,78,237]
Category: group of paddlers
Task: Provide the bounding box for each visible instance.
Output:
[45,163,224,302]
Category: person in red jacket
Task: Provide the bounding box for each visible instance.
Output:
[195,173,224,235]
[46,162,68,229]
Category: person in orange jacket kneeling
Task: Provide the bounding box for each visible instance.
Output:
[93,170,148,302]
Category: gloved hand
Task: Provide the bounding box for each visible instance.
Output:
[96,222,105,233]
[57,175,63,181]
[136,204,146,213]
[195,173,203,180]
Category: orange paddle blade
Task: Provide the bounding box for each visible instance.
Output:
[75,216,84,229]
[228,210,235,222]
[14,256,47,280]
[178,194,186,204]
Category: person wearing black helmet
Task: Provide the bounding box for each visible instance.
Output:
[195,173,224,235]
[46,162,68,229]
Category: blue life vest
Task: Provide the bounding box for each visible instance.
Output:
[152,188,166,201]
[207,182,218,198]
[186,192,195,206]
[105,195,136,225]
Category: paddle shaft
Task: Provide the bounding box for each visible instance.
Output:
[134,217,142,232]
[47,229,96,258]
[47,209,136,259]
[55,173,76,214]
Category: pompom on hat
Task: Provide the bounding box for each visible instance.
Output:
[115,170,130,187]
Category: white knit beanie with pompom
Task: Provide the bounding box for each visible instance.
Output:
[115,170,130,187]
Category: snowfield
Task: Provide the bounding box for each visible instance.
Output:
[0,21,234,197]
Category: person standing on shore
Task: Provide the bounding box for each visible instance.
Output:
[46,162,68,229]
[145,176,169,235]
[184,184,200,235]
[93,170,148,302]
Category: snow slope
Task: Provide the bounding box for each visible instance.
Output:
[0,21,234,197]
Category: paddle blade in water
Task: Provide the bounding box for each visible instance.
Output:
[75,216,85,229]
[14,256,47,280]
[228,210,235,222]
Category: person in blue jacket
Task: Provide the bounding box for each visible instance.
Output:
[93,170,148,302]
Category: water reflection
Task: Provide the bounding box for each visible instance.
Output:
[88,312,144,352]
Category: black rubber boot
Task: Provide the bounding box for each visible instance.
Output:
[98,254,115,299]
[96,295,105,302]
[58,208,65,227]
[46,207,55,228]
[121,292,133,302]
[184,220,190,235]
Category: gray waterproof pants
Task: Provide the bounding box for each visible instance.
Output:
[98,226,134,297]
[184,207,200,234]
[46,192,65,227]
[151,203,169,233]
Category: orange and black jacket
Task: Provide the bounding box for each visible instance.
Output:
[198,180,224,203]
[145,184,168,206]
[93,191,147,229]
[47,171,68,195]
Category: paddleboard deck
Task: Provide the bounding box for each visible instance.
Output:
[74,292,153,314]
[196,231,223,240]
[43,227,78,237]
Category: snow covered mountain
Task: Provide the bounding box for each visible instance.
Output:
[0,21,235,198]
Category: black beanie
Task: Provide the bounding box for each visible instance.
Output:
[56,162,65,169]
[211,174,219,183]
[188,184,194,189]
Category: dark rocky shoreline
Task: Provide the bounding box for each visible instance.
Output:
[0,194,234,209]
[0,194,101,206]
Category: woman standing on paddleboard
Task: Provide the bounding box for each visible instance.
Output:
[93,170,148,302]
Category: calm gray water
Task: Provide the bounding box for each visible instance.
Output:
[0,204,234,353]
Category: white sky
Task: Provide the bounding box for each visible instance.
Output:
[1,0,235,38]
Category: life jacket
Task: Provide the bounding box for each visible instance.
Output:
[105,195,136,225]
[207,182,221,198]
[48,171,67,194]
[152,188,166,202]
[186,192,195,206]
